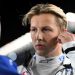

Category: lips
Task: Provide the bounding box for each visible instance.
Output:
[35,44,45,50]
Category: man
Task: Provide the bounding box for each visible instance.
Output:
[61,12,75,53]
[66,12,75,34]
[58,31,75,53]
[22,4,74,75]
[58,31,75,74]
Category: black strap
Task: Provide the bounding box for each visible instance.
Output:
[64,47,75,54]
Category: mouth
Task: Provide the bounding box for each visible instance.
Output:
[35,44,45,50]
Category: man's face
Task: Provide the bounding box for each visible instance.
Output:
[30,14,61,56]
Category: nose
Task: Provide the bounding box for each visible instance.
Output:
[36,31,43,41]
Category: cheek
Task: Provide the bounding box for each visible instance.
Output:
[46,35,58,45]
[31,33,35,42]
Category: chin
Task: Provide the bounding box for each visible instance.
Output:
[36,50,47,56]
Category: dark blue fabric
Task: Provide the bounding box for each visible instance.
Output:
[0,55,19,75]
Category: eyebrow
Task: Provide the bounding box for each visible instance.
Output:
[42,26,53,29]
[30,25,52,28]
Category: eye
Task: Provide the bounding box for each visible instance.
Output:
[30,27,37,32]
[42,28,52,32]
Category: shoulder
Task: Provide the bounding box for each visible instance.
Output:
[56,55,74,75]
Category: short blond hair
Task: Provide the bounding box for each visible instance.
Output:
[22,4,67,29]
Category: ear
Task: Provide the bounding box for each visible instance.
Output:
[57,29,67,44]
[57,37,62,43]
[61,28,67,33]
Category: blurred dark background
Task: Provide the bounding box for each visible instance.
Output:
[1,0,75,47]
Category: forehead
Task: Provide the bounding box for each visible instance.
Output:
[30,13,58,27]
[31,13,56,22]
